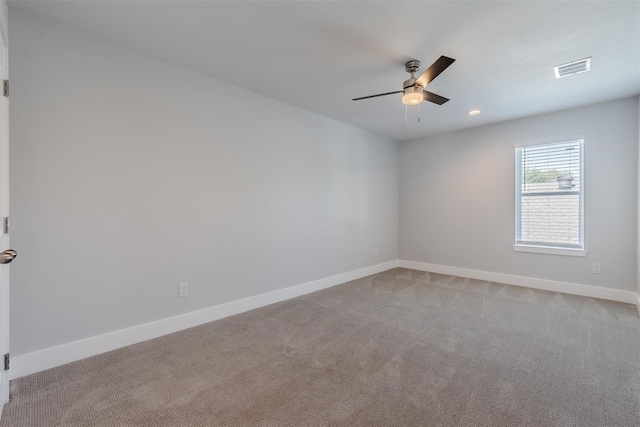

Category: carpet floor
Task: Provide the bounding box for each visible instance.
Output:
[1,268,639,426]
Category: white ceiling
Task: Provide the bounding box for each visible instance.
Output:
[8,0,640,142]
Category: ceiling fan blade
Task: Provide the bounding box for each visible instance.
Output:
[415,56,455,88]
[352,90,403,101]
[423,91,449,105]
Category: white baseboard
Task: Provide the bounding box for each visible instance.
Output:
[400,260,639,305]
[11,260,400,380]
[11,259,638,380]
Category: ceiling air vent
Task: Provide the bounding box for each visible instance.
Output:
[554,57,591,79]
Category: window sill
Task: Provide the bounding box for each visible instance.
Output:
[513,244,587,257]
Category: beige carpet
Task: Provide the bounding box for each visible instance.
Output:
[2,268,639,426]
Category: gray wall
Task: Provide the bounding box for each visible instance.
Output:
[9,9,399,356]
[400,97,639,291]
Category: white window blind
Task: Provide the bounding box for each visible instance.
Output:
[515,140,583,250]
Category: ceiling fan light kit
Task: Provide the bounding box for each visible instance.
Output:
[402,86,424,105]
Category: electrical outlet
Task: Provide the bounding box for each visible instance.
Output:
[591,263,601,274]
[178,282,189,298]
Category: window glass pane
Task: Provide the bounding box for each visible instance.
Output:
[515,140,583,250]
[520,194,580,246]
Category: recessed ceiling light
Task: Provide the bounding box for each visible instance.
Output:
[468,109,481,116]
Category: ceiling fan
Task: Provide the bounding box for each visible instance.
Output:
[352,56,455,106]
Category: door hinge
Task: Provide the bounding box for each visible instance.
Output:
[3,80,7,97]
[3,217,8,234]
[3,353,8,371]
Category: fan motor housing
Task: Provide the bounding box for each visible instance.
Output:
[403,78,421,90]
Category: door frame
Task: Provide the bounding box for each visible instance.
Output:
[0,0,10,414]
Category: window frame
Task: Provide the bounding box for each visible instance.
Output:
[513,139,586,257]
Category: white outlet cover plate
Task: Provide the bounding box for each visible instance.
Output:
[179,282,189,297]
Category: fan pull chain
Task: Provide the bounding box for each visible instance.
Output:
[418,103,421,123]
[405,104,408,130]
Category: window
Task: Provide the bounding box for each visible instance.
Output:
[515,140,584,255]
